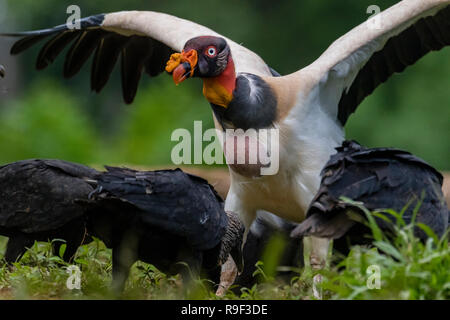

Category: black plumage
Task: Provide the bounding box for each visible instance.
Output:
[291,141,449,246]
[235,212,303,288]
[0,159,98,262]
[90,34,129,93]
[8,15,105,55]
[120,36,155,104]
[0,160,245,292]
[36,31,80,70]
[0,65,5,77]
[84,167,244,292]
[212,73,277,131]
[63,29,106,79]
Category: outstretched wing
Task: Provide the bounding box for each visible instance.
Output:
[2,11,271,103]
[299,0,450,125]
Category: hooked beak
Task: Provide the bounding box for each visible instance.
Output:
[172,62,192,85]
[165,49,198,85]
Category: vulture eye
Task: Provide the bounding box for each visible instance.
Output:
[205,46,217,57]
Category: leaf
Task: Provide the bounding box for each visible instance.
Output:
[410,193,425,226]
[373,241,404,263]
[372,211,395,224]
[58,244,67,259]
[346,285,369,300]
[74,258,89,265]
[416,223,438,244]
[49,256,63,262]
[340,197,384,241]
[418,252,445,264]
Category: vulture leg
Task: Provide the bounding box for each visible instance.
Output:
[176,249,202,288]
[62,240,83,263]
[111,232,139,293]
[52,237,83,263]
[304,236,330,299]
[52,219,87,263]
[52,241,65,260]
[111,246,135,294]
[4,235,34,264]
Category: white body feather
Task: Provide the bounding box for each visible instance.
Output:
[225,83,345,227]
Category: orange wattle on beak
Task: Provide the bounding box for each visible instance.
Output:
[165,49,198,85]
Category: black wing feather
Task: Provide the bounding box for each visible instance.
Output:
[7,14,105,54]
[2,14,173,104]
[292,141,449,241]
[91,34,128,93]
[120,36,154,104]
[338,5,450,125]
[11,34,54,55]
[0,159,97,233]
[92,167,227,251]
[145,40,175,77]
[63,29,105,78]
[36,31,81,70]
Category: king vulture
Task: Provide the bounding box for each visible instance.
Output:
[2,0,450,272]
[291,141,449,248]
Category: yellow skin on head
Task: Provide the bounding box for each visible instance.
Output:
[165,51,197,77]
[165,53,182,73]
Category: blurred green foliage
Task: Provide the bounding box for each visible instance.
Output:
[0,79,101,163]
[0,0,448,169]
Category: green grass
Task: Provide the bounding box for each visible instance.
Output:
[320,199,450,300]
[0,206,448,300]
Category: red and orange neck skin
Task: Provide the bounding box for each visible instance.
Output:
[202,56,236,108]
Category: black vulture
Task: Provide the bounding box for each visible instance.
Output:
[83,166,245,293]
[291,141,449,251]
[0,159,98,263]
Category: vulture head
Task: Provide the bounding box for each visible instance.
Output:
[166,36,235,108]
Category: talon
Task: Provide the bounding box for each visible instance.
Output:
[312,274,323,300]
[215,255,238,297]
